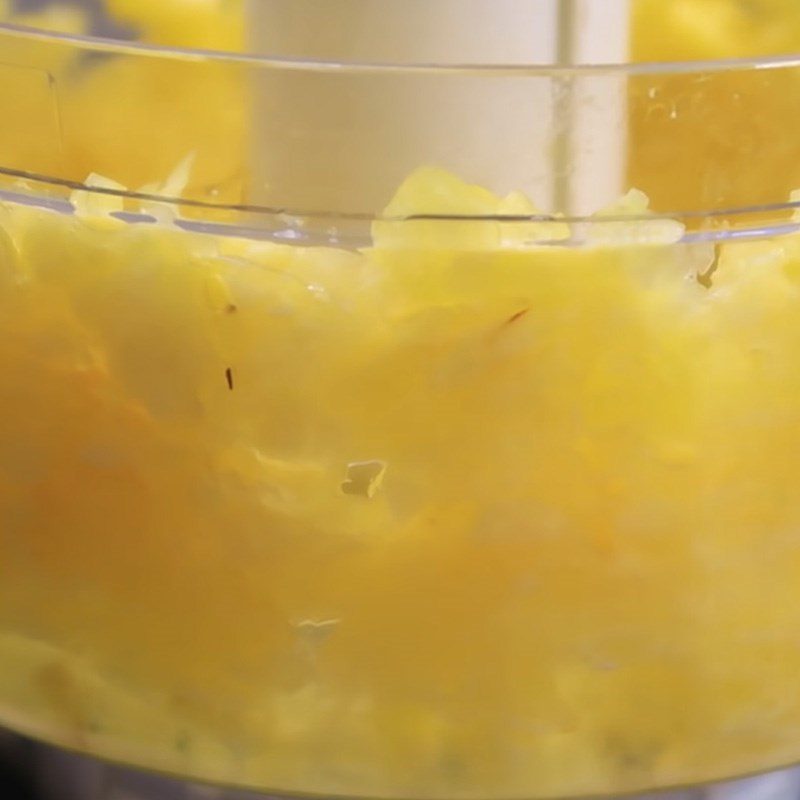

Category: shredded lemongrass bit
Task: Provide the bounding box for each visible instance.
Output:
[293,618,341,646]
[294,618,341,632]
[372,167,511,250]
[341,461,387,499]
[497,190,570,247]
[138,152,197,223]
[70,174,127,228]
[293,618,342,662]
[586,188,685,245]
[374,167,682,249]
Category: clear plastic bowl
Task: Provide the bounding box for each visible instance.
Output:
[3,2,800,799]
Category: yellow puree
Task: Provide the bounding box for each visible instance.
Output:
[3,2,800,799]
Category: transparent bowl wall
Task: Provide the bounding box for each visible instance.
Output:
[2,2,800,799]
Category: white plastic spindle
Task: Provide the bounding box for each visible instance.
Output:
[246,0,629,214]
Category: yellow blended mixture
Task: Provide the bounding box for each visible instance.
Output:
[3,2,800,799]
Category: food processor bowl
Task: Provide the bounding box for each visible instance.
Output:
[2,2,800,799]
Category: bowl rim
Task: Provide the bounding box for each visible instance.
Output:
[2,18,800,76]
